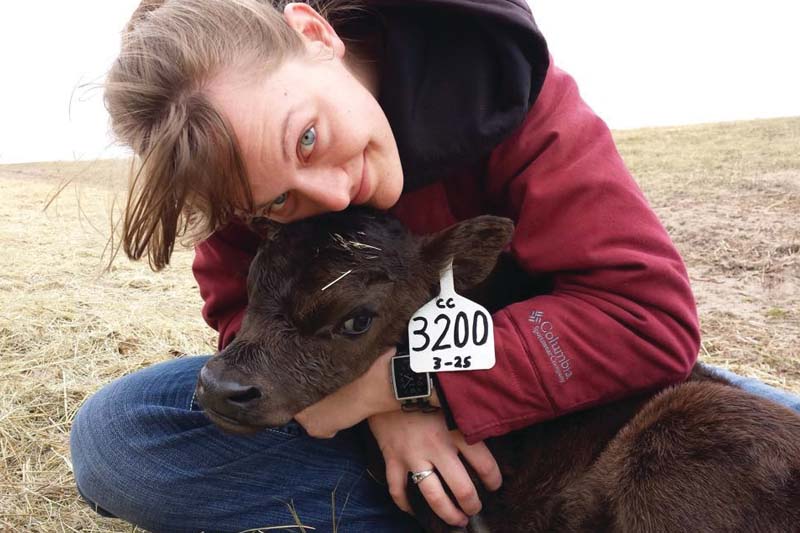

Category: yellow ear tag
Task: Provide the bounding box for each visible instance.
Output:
[408,260,496,373]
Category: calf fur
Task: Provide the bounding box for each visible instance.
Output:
[196,208,800,532]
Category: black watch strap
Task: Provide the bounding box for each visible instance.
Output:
[400,397,439,413]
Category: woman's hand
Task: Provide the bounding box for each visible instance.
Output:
[368,409,502,528]
[295,345,503,527]
[294,347,399,438]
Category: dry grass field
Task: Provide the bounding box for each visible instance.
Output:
[1,116,798,531]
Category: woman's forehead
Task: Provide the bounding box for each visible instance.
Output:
[208,62,298,133]
[208,56,330,113]
[207,62,310,194]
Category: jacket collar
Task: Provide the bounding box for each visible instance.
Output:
[363,0,549,190]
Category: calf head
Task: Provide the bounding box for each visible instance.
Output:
[196,208,513,434]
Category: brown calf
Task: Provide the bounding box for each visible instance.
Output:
[196,208,800,532]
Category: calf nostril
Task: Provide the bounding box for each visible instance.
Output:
[227,386,262,405]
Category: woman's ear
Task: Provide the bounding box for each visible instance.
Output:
[283,2,345,58]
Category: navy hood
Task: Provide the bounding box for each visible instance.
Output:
[334,0,549,191]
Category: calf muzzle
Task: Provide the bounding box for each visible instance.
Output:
[195,358,272,434]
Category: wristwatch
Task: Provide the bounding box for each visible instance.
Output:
[390,347,438,413]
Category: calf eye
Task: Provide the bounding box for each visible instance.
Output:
[340,313,374,336]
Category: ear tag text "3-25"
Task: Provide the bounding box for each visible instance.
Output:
[408,261,495,373]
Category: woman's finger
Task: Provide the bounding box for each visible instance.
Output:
[385,459,412,514]
[414,469,469,527]
[435,454,482,516]
[456,437,503,491]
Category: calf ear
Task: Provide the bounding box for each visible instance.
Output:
[420,216,514,290]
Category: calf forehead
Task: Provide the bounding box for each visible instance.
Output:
[284,209,404,249]
[251,209,412,314]
[263,210,407,274]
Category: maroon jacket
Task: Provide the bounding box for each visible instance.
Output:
[193,1,700,444]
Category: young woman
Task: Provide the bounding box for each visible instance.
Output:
[69,1,800,531]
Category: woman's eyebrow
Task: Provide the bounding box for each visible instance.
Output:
[281,110,293,164]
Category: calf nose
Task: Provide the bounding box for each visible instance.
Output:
[197,362,264,417]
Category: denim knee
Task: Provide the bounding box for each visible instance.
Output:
[70,356,419,533]
[701,363,800,412]
[70,356,213,531]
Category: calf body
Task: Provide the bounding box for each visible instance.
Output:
[196,208,800,532]
[472,373,800,531]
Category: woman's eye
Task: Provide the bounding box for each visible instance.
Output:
[340,314,373,336]
[298,126,316,159]
[270,192,288,212]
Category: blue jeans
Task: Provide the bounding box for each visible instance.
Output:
[70,355,421,533]
[71,357,800,533]
[700,363,800,411]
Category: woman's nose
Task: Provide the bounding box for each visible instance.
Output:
[295,167,352,213]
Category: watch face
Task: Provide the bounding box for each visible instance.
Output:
[393,354,430,400]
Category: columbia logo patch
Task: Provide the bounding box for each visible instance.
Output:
[528,310,544,324]
[528,310,573,383]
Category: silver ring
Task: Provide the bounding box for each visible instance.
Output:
[410,469,435,485]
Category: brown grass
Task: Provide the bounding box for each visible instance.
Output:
[613,117,800,388]
[1,117,798,531]
[0,159,216,531]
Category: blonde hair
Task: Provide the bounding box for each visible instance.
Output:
[107,0,366,270]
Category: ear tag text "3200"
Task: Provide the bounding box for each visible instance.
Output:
[408,261,496,373]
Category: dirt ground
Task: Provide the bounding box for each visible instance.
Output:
[0,116,798,531]
[614,118,800,388]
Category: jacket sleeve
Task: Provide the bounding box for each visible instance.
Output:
[434,61,701,444]
[192,222,260,351]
